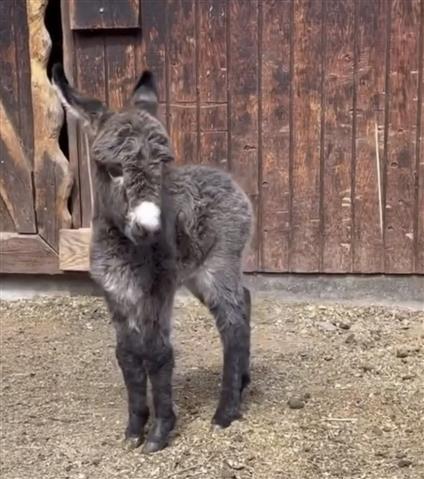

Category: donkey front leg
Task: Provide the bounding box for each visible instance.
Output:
[143,338,176,453]
[115,329,150,450]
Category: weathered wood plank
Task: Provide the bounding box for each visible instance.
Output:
[70,0,140,30]
[75,34,107,227]
[384,0,421,273]
[168,0,197,103]
[228,0,259,271]
[27,0,73,249]
[198,0,228,168]
[105,35,136,110]
[198,0,227,103]
[169,104,198,164]
[140,0,168,102]
[415,0,424,273]
[260,0,291,272]
[0,197,15,232]
[0,0,20,137]
[290,0,323,272]
[322,0,355,272]
[353,0,388,272]
[168,0,198,164]
[14,0,34,165]
[61,0,81,228]
[0,0,36,233]
[0,133,35,233]
[0,233,59,274]
[59,228,91,271]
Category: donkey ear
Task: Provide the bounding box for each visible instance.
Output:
[131,70,158,115]
[52,63,108,134]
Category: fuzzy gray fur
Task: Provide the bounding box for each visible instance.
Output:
[52,63,253,453]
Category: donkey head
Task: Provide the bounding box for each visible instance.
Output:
[52,64,173,238]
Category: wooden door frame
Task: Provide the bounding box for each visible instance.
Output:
[1,0,72,275]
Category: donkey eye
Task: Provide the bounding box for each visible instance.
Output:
[108,164,123,178]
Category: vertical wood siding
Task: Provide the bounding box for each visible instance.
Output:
[63,0,424,273]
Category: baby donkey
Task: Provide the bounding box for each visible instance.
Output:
[53,64,253,453]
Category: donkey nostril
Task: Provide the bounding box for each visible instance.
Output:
[108,164,123,178]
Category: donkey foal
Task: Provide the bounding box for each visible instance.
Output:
[53,64,253,453]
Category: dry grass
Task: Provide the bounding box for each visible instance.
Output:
[1,296,423,479]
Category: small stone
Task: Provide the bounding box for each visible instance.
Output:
[288,397,305,409]
[303,392,311,401]
[221,470,236,479]
[396,348,409,358]
[225,459,245,470]
[360,363,373,372]
[345,333,355,344]
[401,374,415,381]
[375,450,388,458]
[339,321,351,330]
[323,355,333,361]
[398,459,412,468]
[319,321,338,332]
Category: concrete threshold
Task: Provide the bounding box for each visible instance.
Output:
[0,273,423,311]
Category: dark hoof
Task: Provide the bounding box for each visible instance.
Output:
[210,423,224,433]
[142,439,168,454]
[122,436,143,451]
[241,373,251,392]
[212,411,242,429]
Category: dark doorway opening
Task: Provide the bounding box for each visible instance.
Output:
[45,0,69,160]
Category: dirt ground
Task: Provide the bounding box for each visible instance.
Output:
[1,295,423,479]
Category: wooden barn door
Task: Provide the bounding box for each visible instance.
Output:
[0,0,72,274]
[60,0,424,275]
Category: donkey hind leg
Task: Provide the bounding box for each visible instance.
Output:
[185,273,251,428]
[115,331,149,450]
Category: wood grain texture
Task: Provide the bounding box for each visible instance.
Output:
[290,0,323,272]
[198,0,228,169]
[384,0,421,273]
[14,0,34,165]
[168,0,198,164]
[0,233,59,274]
[0,107,35,233]
[260,0,291,271]
[353,0,388,272]
[169,104,198,164]
[0,0,20,140]
[415,0,424,273]
[0,0,35,233]
[27,0,72,250]
[70,0,140,30]
[59,228,91,271]
[228,0,259,271]
[322,0,355,272]
[75,34,107,227]
[62,0,81,228]
[140,0,168,102]
[105,35,136,110]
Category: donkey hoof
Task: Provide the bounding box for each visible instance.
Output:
[210,423,224,433]
[212,411,242,429]
[142,439,167,454]
[122,436,143,451]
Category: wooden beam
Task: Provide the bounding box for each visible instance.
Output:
[59,228,91,271]
[0,233,59,274]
